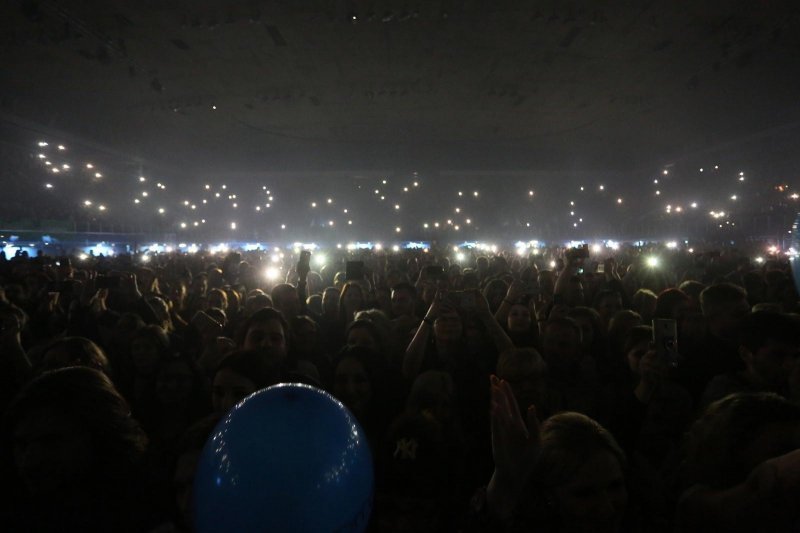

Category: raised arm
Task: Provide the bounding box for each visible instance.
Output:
[402,291,442,380]
[476,290,514,355]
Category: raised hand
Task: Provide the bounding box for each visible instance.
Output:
[490,375,540,484]
[487,374,541,519]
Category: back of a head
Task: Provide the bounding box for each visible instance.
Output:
[738,311,800,352]
[683,392,800,489]
[40,336,110,375]
[653,288,689,319]
[536,412,626,489]
[632,288,657,307]
[214,349,281,390]
[496,348,546,381]
[678,280,706,300]
[608,310,642,334]
[246,293,272,313]
[391,281,416,297]
[270,283,295,303]
[700,282,748,318]
[7,367,148,473]
[622,325,653,355]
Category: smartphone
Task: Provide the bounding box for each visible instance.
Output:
[96,275,121,289]
[298,250,311,271]
[346,261,365,281]
[597,263,605,274]
[652,318,679,368]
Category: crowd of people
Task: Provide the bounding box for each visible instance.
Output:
[0,242,799,532]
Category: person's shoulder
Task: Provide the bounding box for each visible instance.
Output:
[700,372,750,407]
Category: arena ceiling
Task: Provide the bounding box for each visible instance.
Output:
[2,0,800,180]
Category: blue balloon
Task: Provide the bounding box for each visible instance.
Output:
[194,383,374,532]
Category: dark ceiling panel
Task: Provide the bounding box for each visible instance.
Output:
[0,0,798,180]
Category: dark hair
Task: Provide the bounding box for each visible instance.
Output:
[700,283,747,317]
[536,412,626,490]
[6,367,148,483]
[270,283,296,304]
[213,350,280,390]
[391,282,417,298]
[738,312,800,353]
[653,288,689,319]
[235,307,290,348]
[622,325,653,355]
[132,324,171,355]
[39,336,110,375]
[682,393,800,489]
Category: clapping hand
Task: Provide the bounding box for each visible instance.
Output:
[487,375,541,519]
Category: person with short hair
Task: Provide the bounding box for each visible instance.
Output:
[701,312,800,407]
